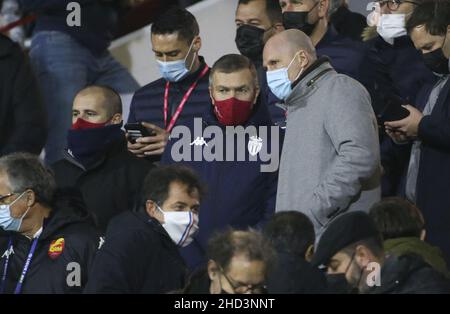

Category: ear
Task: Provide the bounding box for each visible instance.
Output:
[305,244,314,262]
[253,85,260,104]
[25,190,36,208]
[209,86,216,106]
[298,50,310,68]
[193,36,202,53]
[318,0,329,19]
[145,200,160,221]
[273,22,285,33]
[354,245,373,269]
[207,260,220,280]
[111,113,123,125]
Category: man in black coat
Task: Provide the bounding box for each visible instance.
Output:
[0,153,99,294]
[263,212,327,294]
[0,34,47,156]
[385,1,450,264]
[84,165,203,294]
[51,86,153,235]
[312,212,450,294]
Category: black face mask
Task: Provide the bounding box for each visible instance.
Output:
[235,25,265,64]
[325,274,357,294]
[282,2,318,36]
[423,48,450,76]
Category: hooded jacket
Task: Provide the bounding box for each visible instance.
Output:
[51,134,154,234]
[0,189,99,294]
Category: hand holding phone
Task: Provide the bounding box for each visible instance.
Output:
[125,123,155,144]
[377,94,411,126]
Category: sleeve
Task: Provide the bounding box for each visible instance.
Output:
[1,46,47,155]
[418,112,450,151]
[310,77,381,225]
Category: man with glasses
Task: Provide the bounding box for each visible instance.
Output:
[182,229,274,294]
[271,0,377,127]
[0,153,99,294]
[364,0,436,197]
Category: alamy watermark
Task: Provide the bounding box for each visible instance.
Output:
[169,118,280,173]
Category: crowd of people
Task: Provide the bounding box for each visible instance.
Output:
[0,0,450,294]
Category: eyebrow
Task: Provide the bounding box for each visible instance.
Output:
[152,49,181,55]
[216,85,249,90]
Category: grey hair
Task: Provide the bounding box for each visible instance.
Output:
[0,153,56,207]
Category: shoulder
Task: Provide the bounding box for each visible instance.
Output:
[132,78,166,100]
[104,212,156,247]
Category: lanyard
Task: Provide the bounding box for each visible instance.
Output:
[0,236,39,294]
[164,65,209,133]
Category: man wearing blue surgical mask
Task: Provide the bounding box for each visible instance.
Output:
[127,7,211,162]
[271,0,377,125]
[264,30,381,239]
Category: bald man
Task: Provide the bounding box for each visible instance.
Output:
[51,86,153,234]
[264,30,381,238]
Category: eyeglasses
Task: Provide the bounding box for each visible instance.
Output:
[220,268,267,294]
[376,0,419,11]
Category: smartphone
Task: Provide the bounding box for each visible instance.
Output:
[377,94,411,126]
[125,123,155,144]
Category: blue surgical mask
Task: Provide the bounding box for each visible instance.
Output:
[0,192,30,232]
[266,52,304,100]
[157,40,197,82]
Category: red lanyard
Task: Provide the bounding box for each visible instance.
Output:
[164,65,209,133]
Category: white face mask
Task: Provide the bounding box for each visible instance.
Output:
[377,14,407,45]
[156,205,199,247]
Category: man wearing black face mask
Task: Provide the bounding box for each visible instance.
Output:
[235,0,286,128]
[51,86,153,235]
[235,0,284,67]
[384,1,450,266]
[312,211,450,294]
[276,0,377,124]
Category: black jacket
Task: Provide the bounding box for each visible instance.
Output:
[267,251,327,294]
[51,136,154,234]
[0,34,47,156]
[0,190,99,294]
[415,76,450,264]
[84,211,187,294]
[369,254,450,294]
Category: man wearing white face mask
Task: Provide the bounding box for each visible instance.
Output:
[127,7,211,162]
[85,165,204,294]
[264,30,381,239]
[363,0,436,197]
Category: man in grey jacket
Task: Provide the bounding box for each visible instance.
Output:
[264,29,381,238]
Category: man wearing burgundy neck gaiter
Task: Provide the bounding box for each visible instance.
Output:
[51,86,153,235]
[162,54,281,271]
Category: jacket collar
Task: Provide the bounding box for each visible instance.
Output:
[316,25,340,50]
[285,58,335,108]
[64,134,128,171]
